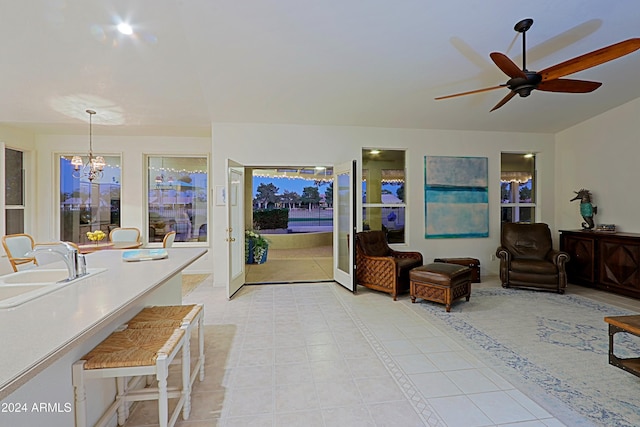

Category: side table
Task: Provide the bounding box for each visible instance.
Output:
[604,315,640,378]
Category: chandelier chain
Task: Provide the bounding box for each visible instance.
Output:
[71,109,105,182]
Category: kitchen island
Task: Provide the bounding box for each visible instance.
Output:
[0,247,206,427]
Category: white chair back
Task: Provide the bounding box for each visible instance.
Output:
[2,234,36,272]
[109,228,141,243]
[162,231,176,248]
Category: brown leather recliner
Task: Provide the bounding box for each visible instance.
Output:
[496,222,570,294]
[355,230,423,300]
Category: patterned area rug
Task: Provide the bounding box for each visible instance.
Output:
[413,288,640,427]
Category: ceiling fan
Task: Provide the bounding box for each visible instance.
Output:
[435,18,640,111]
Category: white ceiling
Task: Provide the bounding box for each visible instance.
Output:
[2,0,640,135]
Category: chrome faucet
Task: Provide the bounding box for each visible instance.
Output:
[26,242,87,281]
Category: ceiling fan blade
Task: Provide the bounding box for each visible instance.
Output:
[490,52,527,79]
[537,79,602,93]
[490,91,516,112]
[435,84,505,100]
[540,38,640,81]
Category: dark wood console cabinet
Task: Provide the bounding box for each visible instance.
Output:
[560,230,640,299]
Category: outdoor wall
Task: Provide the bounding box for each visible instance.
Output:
[555,97,640,233]
[32,134,212,274]
[212,123,556,285]
[267,231,333,250]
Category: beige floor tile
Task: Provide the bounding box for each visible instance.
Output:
[274,362,313,385]
[274,382,319,412]
[321,405,376,426]
[225,387,273,418]
[122,275,608,427]
[275,410,325,427]
[314,379,364,408]
[368,401,429,426]
[355,376,406,404]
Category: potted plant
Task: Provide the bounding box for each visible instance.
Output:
[245,230,269,264]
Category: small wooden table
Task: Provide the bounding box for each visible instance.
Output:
[604,315,640,378]
[78,241,143,254]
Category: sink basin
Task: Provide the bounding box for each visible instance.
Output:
[0,284,48,300]
[1,269,74,284]
[0,268,106,308]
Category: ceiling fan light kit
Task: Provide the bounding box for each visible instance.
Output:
[436,18,640,111]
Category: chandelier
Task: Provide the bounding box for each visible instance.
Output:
[71,109,105,182]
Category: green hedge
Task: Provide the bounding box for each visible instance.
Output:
[254,208,289,230]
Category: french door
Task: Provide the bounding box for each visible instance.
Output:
[226,159,245,298]
[333,160,356,292]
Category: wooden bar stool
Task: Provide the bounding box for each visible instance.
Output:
[72,327,189,427]
[126,304,205,386]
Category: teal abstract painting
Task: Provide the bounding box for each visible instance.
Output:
[424,156,488,238]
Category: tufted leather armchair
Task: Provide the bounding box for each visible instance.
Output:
[355,230,423,300]
[496,222,570,294]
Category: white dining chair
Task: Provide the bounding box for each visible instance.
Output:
[162,231,177,248]
[2,233,37,272]
[109,227,141,243]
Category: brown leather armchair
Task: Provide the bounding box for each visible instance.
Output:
[355,230,423,300]
[496,222,570,294]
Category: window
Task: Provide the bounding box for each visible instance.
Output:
[147,156,208,244]
[59,155,121,244]
[501,153,536,223]
[4,148,25,234]
[362,149,406,244]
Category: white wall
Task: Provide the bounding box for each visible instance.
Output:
[33,134,213,273]
[17,114,626,283]
[555,97,640,233]
[212,123,556,284]
[0,126,35,150]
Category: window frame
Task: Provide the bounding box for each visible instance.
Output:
[57,153,122,244]
[500,153,536,224]
[361,148,407,244]
[144,154,209,247]
[3,146,26,235]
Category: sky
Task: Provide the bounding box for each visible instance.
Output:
[252,175,402,198]
[252,176,330,197]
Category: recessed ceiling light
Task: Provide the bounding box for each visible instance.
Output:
[370,150,381,155]
[117,23,133,35]
[524,153,534,158]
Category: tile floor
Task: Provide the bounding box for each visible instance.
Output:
[123,274,640,427]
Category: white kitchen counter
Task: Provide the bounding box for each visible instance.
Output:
[0,247,206,426]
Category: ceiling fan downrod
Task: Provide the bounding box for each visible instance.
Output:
[514,18,533,71]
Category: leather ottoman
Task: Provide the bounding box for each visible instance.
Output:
[410,263,472,312]
[433,257,481,283]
